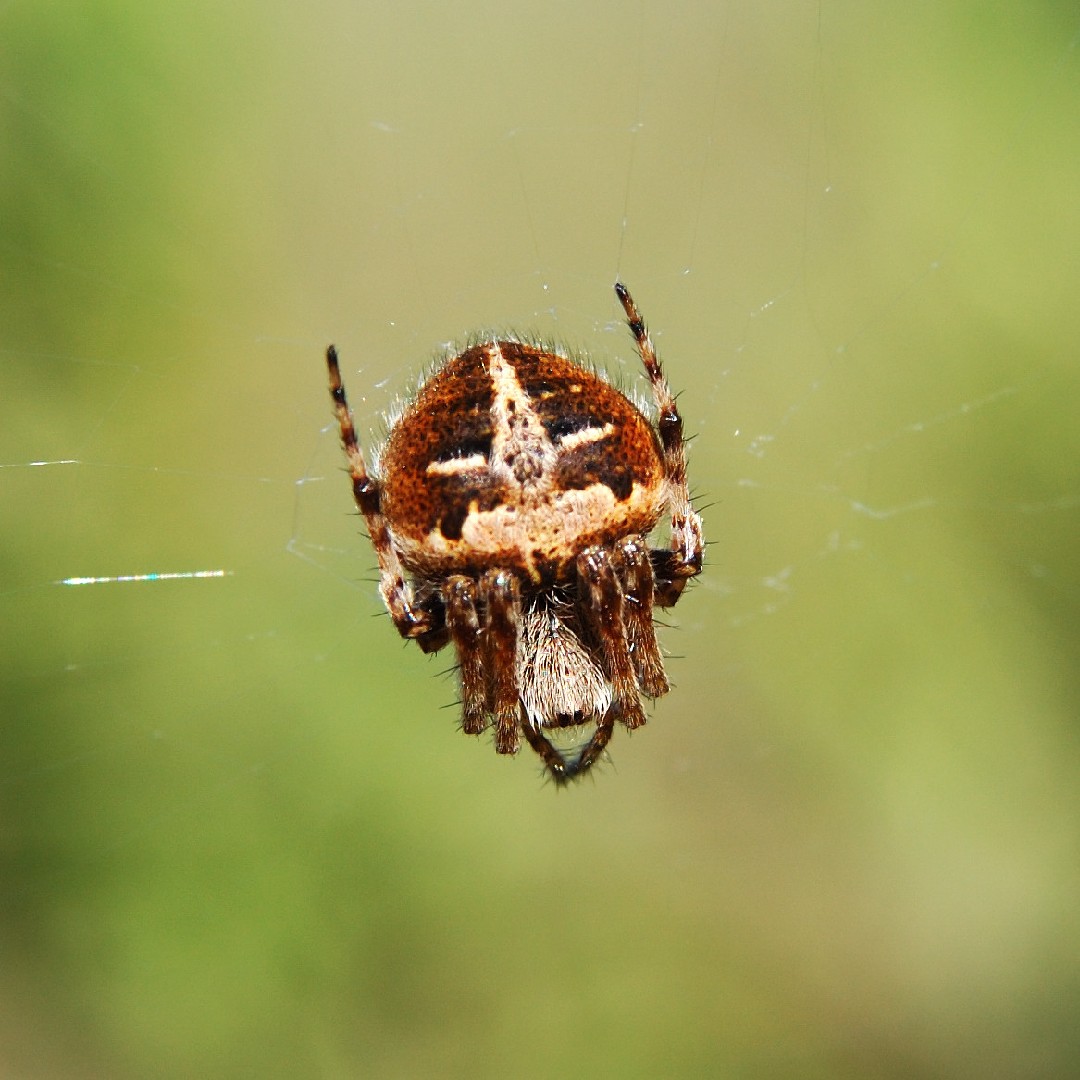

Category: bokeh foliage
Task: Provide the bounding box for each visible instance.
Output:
[2,3,1079,1077]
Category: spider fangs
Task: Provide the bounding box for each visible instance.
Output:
[326,283,703,783]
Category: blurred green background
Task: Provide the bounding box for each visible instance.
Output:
[2,3,1079,1077]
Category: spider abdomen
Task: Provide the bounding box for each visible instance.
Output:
[380,340,667,583]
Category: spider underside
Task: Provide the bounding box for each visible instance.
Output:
[326,283,703,783]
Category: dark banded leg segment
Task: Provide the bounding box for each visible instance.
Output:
[577,547,647,731]
[445,575,486,735]
[481,570,521,755]
[521,710,617,786]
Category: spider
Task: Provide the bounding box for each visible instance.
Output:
[325,283,703,783]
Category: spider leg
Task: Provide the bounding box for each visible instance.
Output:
[520,711,616,785]
[577,547,647,730]
[326,345,443,641]
[445,576,486,734]
[615,535,669,698]
[650,551,695,609]
[481,570,521,755]
[614,284,704,609]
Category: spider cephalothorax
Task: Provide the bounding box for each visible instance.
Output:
[326,283,702,783]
